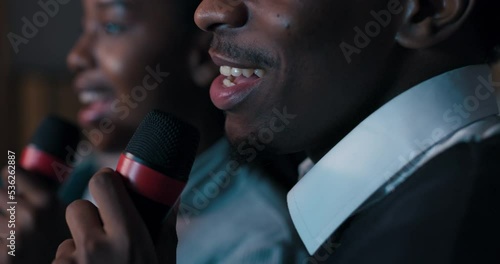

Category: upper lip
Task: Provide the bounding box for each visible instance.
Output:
[209,49,263,70]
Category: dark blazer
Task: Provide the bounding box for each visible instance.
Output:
[312,134,500,263]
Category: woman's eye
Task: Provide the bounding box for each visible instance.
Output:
[103,23,126,35]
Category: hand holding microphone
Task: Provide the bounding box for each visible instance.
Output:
[19,115,80,183]
[0,115,80,264]
[54,110,199,264]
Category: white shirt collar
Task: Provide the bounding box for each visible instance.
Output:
[287,65,499,255]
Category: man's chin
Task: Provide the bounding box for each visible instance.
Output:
[227,137,279,164]
[225,128,285,165]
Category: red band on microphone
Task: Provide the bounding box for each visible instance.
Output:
[20,145,72,182]
[116,154,186,207]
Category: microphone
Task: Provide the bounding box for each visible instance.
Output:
[20,115,80,183]
[116,110,200,239]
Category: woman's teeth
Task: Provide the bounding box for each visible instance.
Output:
[79,90,109,104]
[220,66,265,87]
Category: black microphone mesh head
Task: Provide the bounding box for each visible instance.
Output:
[125,110,200,181]
[30,115,81,160]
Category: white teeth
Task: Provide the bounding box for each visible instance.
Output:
[79,91,108,104]
[242,69,254,78]
[231,68,242,77]
[223,78,236,87]
[220,66,231,77]
[219,66,265,79]
[220,66,266,87]
[254,69,264,78]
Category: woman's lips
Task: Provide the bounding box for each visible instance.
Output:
[77,90,114,127]
[210,74,262,111]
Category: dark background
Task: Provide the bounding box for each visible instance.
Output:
[1,0,82,154]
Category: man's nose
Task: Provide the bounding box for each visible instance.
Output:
[194,0,248,32]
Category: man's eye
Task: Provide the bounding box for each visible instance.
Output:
[103,23,126,35]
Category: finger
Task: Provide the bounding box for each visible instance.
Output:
[65,200,103,248]
[88,168,142,235]
[1,166,12,186]
[0,191,33,212]
[55,239,76,259]
[0,167,17,206]
[17,167,57,207]
[0,247,7,264]
[0,190,10,213]
[0,193,36,231]
[1,167,55,208]
[52,258,76,264]
[0,216,8,236]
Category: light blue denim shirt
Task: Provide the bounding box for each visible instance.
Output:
[158,138,308,263]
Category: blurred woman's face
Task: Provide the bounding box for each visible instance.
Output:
[67,0,194,152]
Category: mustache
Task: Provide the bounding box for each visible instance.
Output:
[210,36,278,68]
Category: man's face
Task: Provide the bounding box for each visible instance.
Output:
[196,0,405,154]
[68,0,191,151]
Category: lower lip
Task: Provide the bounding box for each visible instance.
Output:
[210,75,261,110]
[78,100,113,127]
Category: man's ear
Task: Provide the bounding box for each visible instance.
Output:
[187,31,218,88]
[396,0,476,49]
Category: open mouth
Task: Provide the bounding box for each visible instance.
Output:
[208,51,268,110]
[210,66,266,111]
[76,87,115,127]
[219,66,265,87]
[78,88,114,105]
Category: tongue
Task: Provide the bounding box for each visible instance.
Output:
[233,75,260,85]
[80,99,112,119]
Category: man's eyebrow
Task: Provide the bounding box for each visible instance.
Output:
[96,0,134,9]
